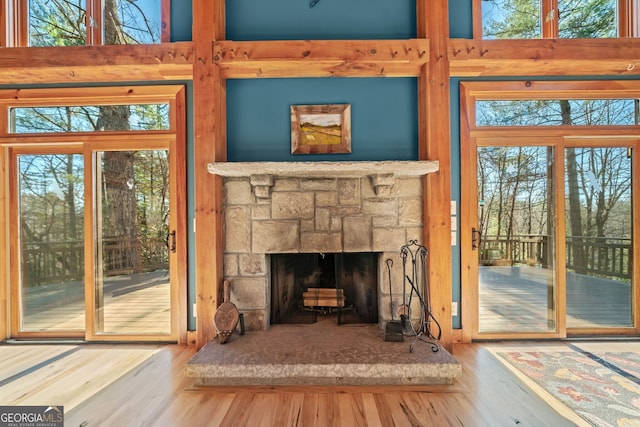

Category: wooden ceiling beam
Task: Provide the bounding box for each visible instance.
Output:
[213,39,430,78]
[0,43,194,83]
[449,39,640,77]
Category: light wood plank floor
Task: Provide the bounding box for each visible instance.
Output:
[0,342,579,426]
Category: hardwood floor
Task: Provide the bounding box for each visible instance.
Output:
[0,342,579,426]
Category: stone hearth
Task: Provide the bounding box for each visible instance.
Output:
[186,316,461,386]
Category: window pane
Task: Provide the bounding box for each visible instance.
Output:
[482,0,541,39]
[18,154,85,331]
[478,146,556,333]
[558,0,617,38]
[94,150,171,335]
[11,104,170,133]
[29,0,87,46]
[477,99,638,126]
[104,0,162,44]
[565,147,632,328]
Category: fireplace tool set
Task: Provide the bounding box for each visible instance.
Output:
[385,240,442,353]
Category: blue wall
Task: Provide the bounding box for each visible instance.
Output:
[170,2,192,42]
[227,78,418,162]
[227,0,416,40]
[219,1,460,329]
[449,1,474,39]
[169,1,463,330]
[165,1,465,330]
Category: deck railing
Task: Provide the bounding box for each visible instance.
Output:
[22,237,169,286]
[480,235,632,280]
[565,236,631,279]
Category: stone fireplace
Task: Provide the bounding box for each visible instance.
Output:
[208,160,439,332]
[187,160,463,387]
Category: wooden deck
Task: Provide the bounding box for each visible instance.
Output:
[0,342,579,426]
[20,271,171,334]
[479,265,632,332]
[19,264,633,339]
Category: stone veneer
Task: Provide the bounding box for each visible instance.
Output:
[222,175,425,331]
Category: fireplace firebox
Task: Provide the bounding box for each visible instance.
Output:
[270,253,379,325]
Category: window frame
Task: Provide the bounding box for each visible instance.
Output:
[474,0,639,39]
[0,86,182,138]
[0,84,187,342]
[2,0,170,47]
[460,79,640,340]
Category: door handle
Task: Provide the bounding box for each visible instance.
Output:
[169,230,176,253]
[471,228,481,250]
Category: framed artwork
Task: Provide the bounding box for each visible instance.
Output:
[290,104,351,154]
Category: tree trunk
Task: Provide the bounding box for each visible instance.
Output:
[98,105,139,273]
[562,100,586,273]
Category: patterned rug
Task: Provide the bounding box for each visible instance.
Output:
[496,348,640,426]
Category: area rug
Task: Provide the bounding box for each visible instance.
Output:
[495,349,640,426]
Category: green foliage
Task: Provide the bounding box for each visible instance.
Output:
[477,99,638,126]
[28,0,160,46]
[558,0,616,38]
[483,0,541,39]
[482,0,617,39]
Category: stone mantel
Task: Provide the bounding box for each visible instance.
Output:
[208,161,439,197]
[207,160,439,177]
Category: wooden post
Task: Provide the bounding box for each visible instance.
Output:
[417,0,453,352]
[193,0,226,348]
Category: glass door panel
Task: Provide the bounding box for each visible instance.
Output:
[477,146,557,333]
[93,150,172,336]
[565,147,633,329]
[17,154,85,332]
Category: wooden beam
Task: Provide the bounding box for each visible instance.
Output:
[449,39,640,77]
[0,85,185,106]
[0,145,5,341]
[193,0,226,349]
[418,0,453,352]
[0,43,194,83]
[213,39,430,78]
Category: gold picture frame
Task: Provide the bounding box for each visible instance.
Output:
[290,104,351,154]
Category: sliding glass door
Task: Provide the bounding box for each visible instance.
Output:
[11,143,179,341]
[464,140,638,339]
[564,146,633,330]
[14,151,86,335]
[475,145,558,335]
[92,149,172,336]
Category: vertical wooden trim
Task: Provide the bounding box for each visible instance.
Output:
[8,148,18,337]
[417,0,453,352]
[458,83,475,344]
[542,0,558,38]
[553,141,567,337]
[633,144,640,332]
[629,0,639,37]
[173,87,188,345]
[161,0,171,43]
[1,1,6,47]
[87,0,102,45]
[84,144,96,338]
[619,0,629,36]
[472,0,482,39]
[0,146,6,339]
[193,0,226,349]
[13,0,27,47]
[0,104,7,135]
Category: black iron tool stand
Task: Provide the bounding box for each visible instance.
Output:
[400,240,442,353]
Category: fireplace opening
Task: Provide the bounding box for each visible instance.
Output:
[270,253,379,325]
